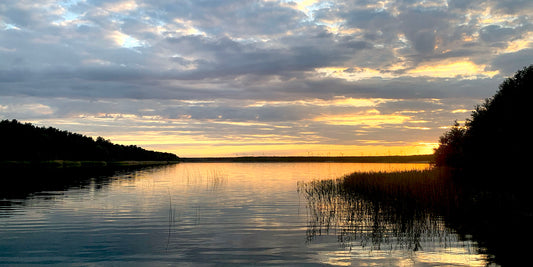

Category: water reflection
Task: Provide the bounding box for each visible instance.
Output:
[0,162,498,266]
[300,179,456,251]
[0,165,174,217]
[299,168,532,266]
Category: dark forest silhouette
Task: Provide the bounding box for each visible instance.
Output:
[434,65,533,175]
[0,119,179,162]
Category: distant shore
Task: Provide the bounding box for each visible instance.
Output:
[180,155,433,163]
[1,155,433,168]
[0,160,179,169]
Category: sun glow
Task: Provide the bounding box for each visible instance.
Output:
[315,60,500,80]
[500,32,533,54]
[18,101,441,158]
[91,125,437,158]
[144,143,437,158]
[312,110,411,127]
[407,60,499,78]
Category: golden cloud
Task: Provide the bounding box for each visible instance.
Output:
[312,109,411,127]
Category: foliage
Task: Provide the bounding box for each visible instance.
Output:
[433,121,466,167]
[0,119,179,161]
[433,64,533,171]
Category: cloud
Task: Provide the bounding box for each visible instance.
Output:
[490,48,533,75]
[1,0,532,156]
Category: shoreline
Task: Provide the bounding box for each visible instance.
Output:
[180,155,433,163]
[0,160,179,169]
[1,155,433,168]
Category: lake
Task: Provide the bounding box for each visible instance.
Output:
[0,162,490,266]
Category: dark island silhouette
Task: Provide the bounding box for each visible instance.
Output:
[0,119,179,166]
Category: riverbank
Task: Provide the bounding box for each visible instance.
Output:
[180,154,433,163]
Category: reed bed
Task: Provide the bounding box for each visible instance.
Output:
[298,168,461,251]
[298,167,532,266]
[341,168,461,212]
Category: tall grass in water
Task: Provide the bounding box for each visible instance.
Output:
[299,168,533,266]
[341,168,460,213]
[298,168,462,252]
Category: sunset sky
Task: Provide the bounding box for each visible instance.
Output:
[1,0,532,157]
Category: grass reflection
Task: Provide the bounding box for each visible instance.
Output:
[299,168,533,266]
[298,169,458,252]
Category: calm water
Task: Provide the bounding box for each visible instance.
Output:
[0,163,489,266]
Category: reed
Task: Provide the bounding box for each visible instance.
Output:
[298,168,461,251]
[343,168,460,211]
[298,167,531,266]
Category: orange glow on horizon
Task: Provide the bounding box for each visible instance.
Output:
[136,142,438,158]
[28,109,441,159]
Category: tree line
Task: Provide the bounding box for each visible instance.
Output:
[434,65,532,175]
[0,119,179,162]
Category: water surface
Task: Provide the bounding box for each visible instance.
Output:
[0,163,488,266]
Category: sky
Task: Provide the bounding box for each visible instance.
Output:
[1,0,532,157]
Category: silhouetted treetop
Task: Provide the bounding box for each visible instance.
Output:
[0,119,179,161]
[434,64,533,171]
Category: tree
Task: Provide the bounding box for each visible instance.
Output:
[433,121,465,167]
[433,64,533,172]
[0,120,180,161]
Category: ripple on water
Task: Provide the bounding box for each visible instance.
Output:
[0,163,489,266]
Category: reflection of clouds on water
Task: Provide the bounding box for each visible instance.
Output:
[171,165,228,192]
[1,163,493,265]
[314,243,486,267]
